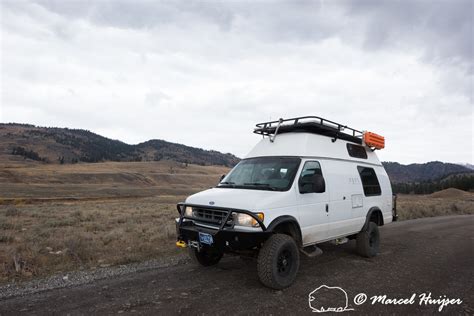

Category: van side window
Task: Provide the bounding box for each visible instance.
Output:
[357,166,381,196]
[347,144,368,159]
[299,161,325,193]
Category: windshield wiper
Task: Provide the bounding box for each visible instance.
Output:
[243,183,276,191]
[218,181,236,188]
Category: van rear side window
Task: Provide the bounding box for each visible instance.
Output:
[357,166,381,196]
[347,144,368,159]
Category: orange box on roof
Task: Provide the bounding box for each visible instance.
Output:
[364,132,385,149]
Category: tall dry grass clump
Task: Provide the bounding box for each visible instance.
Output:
[397,189,474,220]
[0,198,181,283]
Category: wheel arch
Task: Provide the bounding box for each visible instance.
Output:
[363,207,384,230]
[267,215,303,246]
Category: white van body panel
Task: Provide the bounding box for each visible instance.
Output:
[186,132,393,245]
[321,159,365,240]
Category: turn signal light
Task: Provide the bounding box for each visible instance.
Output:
[251,213,265,227]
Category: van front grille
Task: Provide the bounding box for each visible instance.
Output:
[192,207,228,225]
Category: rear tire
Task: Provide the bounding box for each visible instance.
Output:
[257,234,300,289]
[356,222,380,258]
[189,247,223,266]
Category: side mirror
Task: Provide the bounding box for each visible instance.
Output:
[299,174,325,194]
[219,174,226,182]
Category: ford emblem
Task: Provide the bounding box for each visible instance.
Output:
[209,201,215,205]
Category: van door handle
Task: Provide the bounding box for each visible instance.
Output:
[325,204,329,213]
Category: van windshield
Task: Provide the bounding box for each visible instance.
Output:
[218,157,301,192]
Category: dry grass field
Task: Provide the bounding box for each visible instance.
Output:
[0,161,472,284]
[396,188,474,220]
[0,161,228,283]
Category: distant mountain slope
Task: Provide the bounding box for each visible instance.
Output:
[136,139,239,167]
[382,161,473,183]
[1,123,471,180]
[457,163,474,170]
[0,123,239,167]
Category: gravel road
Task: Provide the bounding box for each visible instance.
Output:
[1,215,473,315]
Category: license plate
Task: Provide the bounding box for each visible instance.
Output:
[199,232,213,245]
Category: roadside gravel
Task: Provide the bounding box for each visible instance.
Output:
[0,254,189,300]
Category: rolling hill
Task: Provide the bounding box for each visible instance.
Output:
[382,161,472,183]
[1,123,471,185]
[0,123,239,167]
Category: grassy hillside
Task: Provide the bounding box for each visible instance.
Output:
[0,160,228,200]
[0,123,239,167]
[1,123,472,192]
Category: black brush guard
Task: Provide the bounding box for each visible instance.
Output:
[176,203,271,252]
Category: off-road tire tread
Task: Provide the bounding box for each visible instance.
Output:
[257,234,299,289]
[356,221,380,258]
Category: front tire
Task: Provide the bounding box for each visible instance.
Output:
[189,247,223,266]
[257,234,300,289]
[356,222,380,258]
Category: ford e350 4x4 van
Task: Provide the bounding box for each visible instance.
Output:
[176,116,397,289]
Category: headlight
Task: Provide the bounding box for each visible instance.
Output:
[233,212,264,227]
[184,206,193,217]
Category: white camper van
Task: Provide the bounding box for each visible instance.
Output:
[176,116,397,289]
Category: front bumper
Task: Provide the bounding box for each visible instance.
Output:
[175,203,271,252]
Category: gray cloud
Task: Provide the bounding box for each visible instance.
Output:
[28,0,473,72]
[1,0,472,163]
[347,0,473,73]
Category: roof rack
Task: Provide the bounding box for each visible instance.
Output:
[254,116,364,145]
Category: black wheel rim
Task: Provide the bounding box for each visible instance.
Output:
[277,249,292,277]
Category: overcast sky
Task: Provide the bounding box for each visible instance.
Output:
[1,0,472,164]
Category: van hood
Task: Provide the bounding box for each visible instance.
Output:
[185,187,294,211]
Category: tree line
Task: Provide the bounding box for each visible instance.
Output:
[392,174,474,194]
[11,147,47,162]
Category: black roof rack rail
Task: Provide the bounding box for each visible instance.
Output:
[254,116,364,145]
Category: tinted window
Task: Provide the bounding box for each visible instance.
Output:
[347,144,368,159]
[299,161,325,193]
[357,166,381,196]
